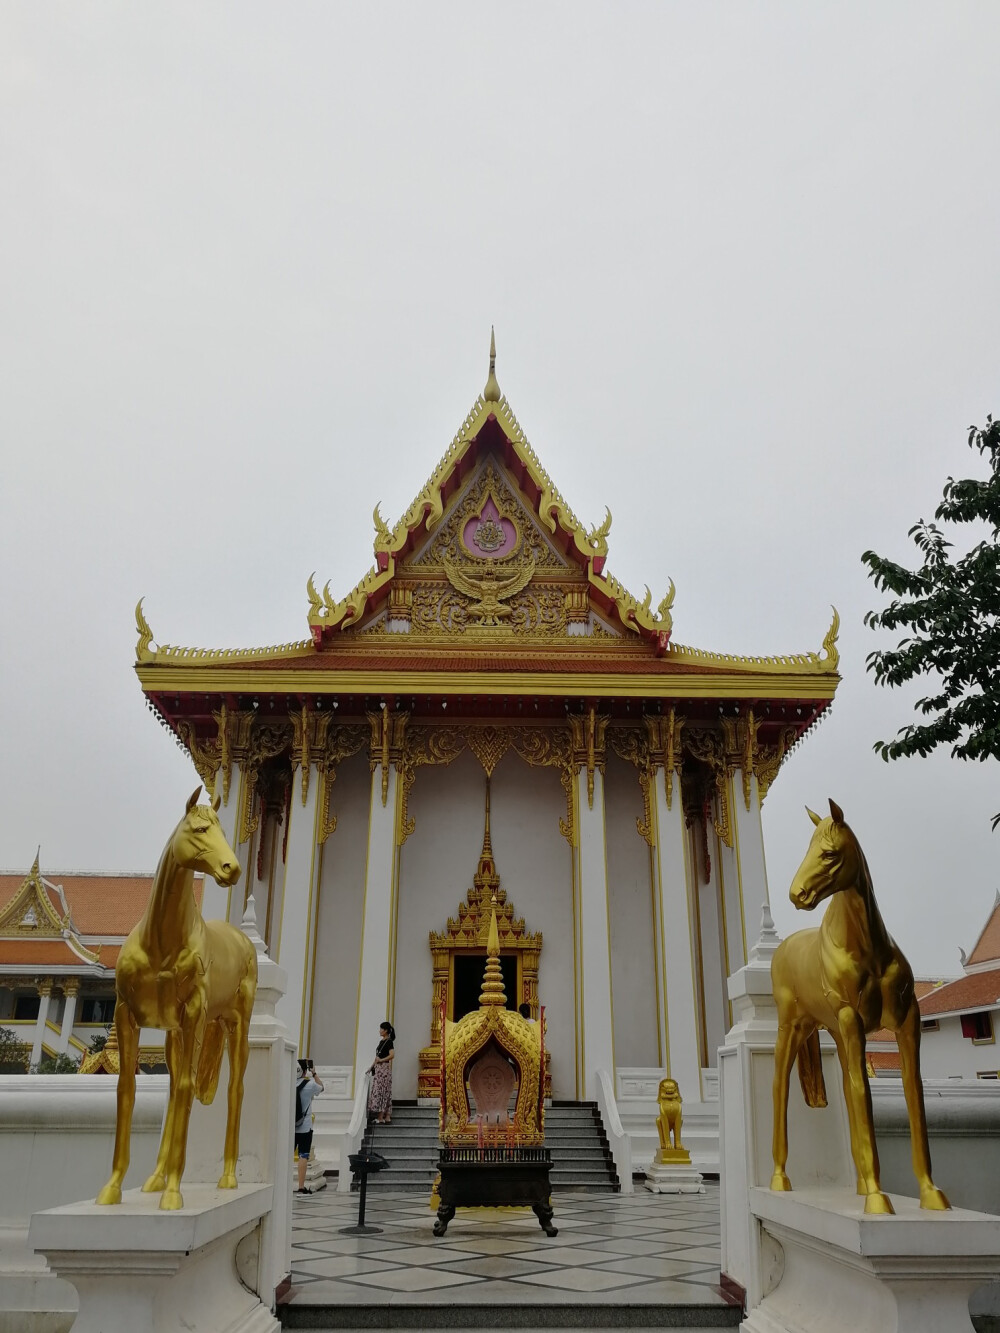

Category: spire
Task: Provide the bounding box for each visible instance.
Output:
[473,779,498,888]
[483,326,501,403]
[479,895,507,1007]
[482,778,493,858]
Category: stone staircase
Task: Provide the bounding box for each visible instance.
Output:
[353,1101,619,1192]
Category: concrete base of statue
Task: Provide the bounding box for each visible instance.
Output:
[743,1186,1000,1333]
[644,1146,704,1194]
[29,1185,277,1333]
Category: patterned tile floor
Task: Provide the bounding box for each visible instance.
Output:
[281,1182,738,1322]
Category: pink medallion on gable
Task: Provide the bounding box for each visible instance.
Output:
[463,498,517,558]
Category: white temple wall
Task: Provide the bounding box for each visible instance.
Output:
[604,753,659,1069]
[489,756,575,1100]
[306,751,370,1065]
[392,749,576,1100]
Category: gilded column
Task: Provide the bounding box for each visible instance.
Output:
[351,712,407,1096]
[31,979,53,1065]
[272,761,321,1054]
[209,754,242,923]
[571,712,614,1098]
[58,978,80,1055]
[646,714,702,1101]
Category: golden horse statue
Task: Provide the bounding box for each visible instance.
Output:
[97,787,256,1211]
[770,799,948,1215]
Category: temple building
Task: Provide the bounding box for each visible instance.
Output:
[129,337,839,1132]
[0,859,192,1069]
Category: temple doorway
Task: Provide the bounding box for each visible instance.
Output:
[453,953,518,1022]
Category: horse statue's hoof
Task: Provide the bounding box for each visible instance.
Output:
[864,1191,895,1215]
[141,1172,166,1193]
[921,1185,951,1211]
[217,1172,238,1190]
[159,1189,184,1211]
[95,1183,121,1206]
[770,1169,792,1193]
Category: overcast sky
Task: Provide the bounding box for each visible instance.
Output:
[2,4,999,976]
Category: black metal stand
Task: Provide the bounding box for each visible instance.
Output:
[339,1115,388,1236]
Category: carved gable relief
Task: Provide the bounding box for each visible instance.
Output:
[406,458,573,573]
[394,458,590,637]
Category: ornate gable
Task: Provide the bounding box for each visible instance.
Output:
[300,333,671,648]
[379,457,604,639]
[0,855,67,936]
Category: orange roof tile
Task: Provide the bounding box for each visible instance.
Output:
[920,971,1000,1017]
[0,940,97,966]
[914,979,947,999]
[0,873,204,937]
[968,900,1000,967]
[867,1028,896,1044]
[869,1051,901,1072]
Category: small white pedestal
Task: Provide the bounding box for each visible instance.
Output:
[29,1185,277,1333]
[644,1149,704,1194]
[644,1162,705,1194]
[744,1187,1000,1333]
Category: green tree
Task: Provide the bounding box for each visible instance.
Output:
[862,415,1000,822]
[88,1026,110,1054]
[32,1052,82,1074]
[0,1024,31,1073]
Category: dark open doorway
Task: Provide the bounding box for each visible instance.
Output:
[453,953,517,1021]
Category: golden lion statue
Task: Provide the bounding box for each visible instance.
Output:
[657,1077,684,1153]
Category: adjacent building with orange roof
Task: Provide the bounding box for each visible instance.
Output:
[0,857,201,1067]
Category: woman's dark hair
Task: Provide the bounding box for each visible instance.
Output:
[380,1021,395,1040]
[297,1057,309,1075]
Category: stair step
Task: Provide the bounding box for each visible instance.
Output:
[355,1101,619,1193]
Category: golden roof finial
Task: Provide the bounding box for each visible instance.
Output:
[479,894,507,1007]
[483,326,501,403]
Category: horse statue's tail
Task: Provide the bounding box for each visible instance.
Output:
[797,1030,828,1108]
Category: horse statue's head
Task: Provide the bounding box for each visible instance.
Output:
[172,786,242,888]
[788,798,861,911]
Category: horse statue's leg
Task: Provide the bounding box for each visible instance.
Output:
[896,1000,950,1210]
[142,1027,182,1194]
[834,1006,892,1214]
[770,1020,800,1192]
[219,974,254,1189]
[158,994,206,1210]
[96,1002,140,1205]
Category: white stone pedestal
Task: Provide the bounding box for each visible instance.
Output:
[29,1185,277,1333]
[744,1186,1000,1333]
[644,1160,705,1194]
[300,1153,328,1193]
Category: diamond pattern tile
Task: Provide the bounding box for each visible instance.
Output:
[281,1181,736,1317]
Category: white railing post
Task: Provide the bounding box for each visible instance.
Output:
[596,1068,632,1193]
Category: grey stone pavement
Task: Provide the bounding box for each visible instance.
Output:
[279,1181,741,1327]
